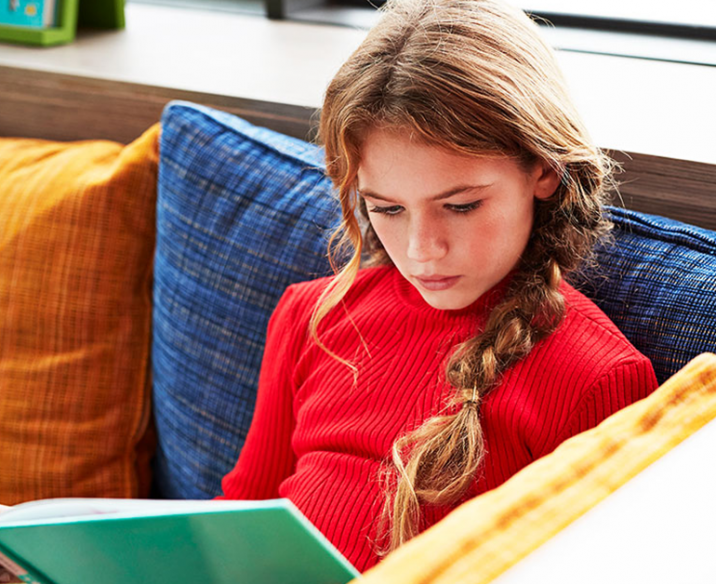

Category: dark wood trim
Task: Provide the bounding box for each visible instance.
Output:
[1,64,714,231]
[0,65,317,144]
[610,150,716,232]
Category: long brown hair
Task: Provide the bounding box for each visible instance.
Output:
[315,0,614,553]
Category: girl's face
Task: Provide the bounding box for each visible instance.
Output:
[357,128,559,311]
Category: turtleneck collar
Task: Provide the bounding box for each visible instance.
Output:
[390,266,513,321]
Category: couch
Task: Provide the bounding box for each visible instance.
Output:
[0,100,715,580]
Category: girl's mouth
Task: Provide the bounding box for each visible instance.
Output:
[414,275,461,291]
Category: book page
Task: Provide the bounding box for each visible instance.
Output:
[0,498,277,526]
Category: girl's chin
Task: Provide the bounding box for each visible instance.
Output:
[419,291,479,311]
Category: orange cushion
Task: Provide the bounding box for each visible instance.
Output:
[0,125,160,505]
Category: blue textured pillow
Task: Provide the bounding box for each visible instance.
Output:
[571,206,716,385]
[153,101,339,498]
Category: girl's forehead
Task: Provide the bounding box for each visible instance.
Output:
[358,125,516,163]
[356,133,531,200]
[359,129,513,171]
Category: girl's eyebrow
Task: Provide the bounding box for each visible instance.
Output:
[358,184,493,202]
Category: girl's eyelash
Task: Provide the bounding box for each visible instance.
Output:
[367,205,403,216]
[366,200,483,216]
[445,201,483,213]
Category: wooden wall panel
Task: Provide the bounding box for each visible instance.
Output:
[0,65,317,144]
[610,151,716,231]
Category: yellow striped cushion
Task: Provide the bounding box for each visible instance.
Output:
[0,125,159,505]
[358,352,716,584]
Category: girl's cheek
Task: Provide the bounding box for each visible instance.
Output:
[370,219,394,246]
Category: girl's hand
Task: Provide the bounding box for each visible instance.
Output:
[0,570,21,584]
[0,570,21,583]
[0,504,22,582]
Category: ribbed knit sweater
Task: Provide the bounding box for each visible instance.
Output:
[220,266,658,571]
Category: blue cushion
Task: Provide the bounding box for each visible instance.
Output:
[153,101,339,498]
[571,207,716,385]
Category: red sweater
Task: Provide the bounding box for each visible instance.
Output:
[220,266,658,571]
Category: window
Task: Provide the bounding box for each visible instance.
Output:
[522,0,716,39]
[127,0,716,64]
[526,1,716,30]
[126,0,264,17]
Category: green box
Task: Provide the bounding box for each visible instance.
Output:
[0,0,124,47]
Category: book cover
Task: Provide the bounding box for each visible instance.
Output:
[0,498,360,584]
[0,0,57,28]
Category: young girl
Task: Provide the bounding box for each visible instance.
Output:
[219,0,658,572]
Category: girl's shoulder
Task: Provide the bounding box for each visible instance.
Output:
[554,280,648,367]
[283,265,394,305]
[275,265,395,323]
[560,281,630,341]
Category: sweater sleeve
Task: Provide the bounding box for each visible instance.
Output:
[218,284,308,500]
[544,356,659,456]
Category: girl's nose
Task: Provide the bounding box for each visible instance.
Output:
[406,217,448,263]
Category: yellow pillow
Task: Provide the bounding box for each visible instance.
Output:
[0,125,159,505]
[358,352,716,584]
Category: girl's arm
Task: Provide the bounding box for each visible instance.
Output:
[548,357,659,454]
[218,285,305,500]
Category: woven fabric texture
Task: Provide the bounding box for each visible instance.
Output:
[153,101,340,499]
[571,207,716,385]
[0,125,159,505]
[356,352,716,584]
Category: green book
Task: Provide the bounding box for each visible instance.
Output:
[0,498,360,584]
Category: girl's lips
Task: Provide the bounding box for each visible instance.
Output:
[415,275,461,291]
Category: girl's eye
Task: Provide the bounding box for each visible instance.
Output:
[367,205,403,216]
[445,201,483,214]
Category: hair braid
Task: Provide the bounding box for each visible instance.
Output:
[380,246,566,552]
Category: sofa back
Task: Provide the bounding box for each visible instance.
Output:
[570,207,716,384]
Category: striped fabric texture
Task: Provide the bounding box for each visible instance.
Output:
[0,125,160,505]
[571,207,716,384]
[152,102,340,498]
[355,352,716,584]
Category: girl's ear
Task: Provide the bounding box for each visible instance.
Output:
[533,162,561,200]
